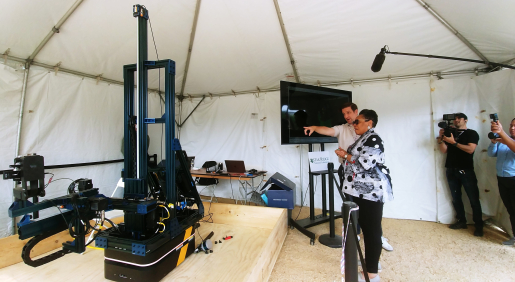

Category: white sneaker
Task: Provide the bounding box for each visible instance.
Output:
[381,236,393,251]
[358,273,380,282]
[357,235,361,242]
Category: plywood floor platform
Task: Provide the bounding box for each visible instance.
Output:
[0,203,287,282]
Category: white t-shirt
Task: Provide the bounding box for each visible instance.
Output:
[332,123,358,163]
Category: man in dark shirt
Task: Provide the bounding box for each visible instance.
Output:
[438,113,484,236]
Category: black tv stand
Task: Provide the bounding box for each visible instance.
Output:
[290,143,343,246]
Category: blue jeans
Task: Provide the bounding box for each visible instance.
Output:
[445,168,483,228]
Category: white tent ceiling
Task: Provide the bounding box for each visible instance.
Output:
[2,0,515,96]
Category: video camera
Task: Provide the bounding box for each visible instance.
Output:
[438,114,458,138]
[488,113,499,139]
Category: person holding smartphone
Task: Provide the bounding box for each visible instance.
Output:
[488,117,515,245]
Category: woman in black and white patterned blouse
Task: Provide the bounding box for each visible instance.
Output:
[336,109,393,282]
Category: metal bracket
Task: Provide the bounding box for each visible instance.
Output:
[132,243,146,256]
[167,60,175,75]
[3,48,10,64]
[54,62,61,75]
[144,118,165,124]
[95,237,107,249]
[96,74,103,85]
[172,138,182,151]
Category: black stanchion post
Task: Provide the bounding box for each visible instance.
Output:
[343,201,358,282]
[320,144,327,215]
[308,144,315,220]
[328,161,334,237]
[319,162,342,247]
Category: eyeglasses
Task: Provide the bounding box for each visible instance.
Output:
[352,119,370,125]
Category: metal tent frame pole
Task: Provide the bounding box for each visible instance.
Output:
[179,0,202,99]
[12,62,31,235]
[4,53,489,99]
[177,0,202,139]
[11,0,84,236]
[14,63,30,159]
[28,0,84,64]
[273,0,300,83]
[416,0,490,64]
[6,54,175,96]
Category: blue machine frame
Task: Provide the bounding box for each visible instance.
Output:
[3,5,204,281]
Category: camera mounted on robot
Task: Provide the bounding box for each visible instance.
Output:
[438,114,458,138]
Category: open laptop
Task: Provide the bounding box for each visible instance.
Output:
[225,160,246,176]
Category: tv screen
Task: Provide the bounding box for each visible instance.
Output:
[280,81,352,145]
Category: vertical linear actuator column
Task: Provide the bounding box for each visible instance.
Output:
[165,60,176,212]
[135,6,149,179]
[123,65,136,179]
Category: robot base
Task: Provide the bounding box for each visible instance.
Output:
[104,228,196,282]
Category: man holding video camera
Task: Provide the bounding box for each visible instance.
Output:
[438,113,483,236]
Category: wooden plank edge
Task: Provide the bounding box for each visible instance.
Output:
[207,202,285,229]
[246,208,288,282]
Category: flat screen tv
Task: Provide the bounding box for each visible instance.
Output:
[280,81,352,145]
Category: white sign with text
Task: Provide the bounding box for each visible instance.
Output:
[307,151,333,172]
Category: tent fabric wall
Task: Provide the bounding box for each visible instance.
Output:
[432,70,515,234]
[0,65,126,236]
[179,78,438,222]
[0,63,24,237]
[179,70,515,234]
[0,60,514,238]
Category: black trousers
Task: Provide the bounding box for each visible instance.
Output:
[347,194,384,274]
[497,176,515,235]
[445,168,483,228]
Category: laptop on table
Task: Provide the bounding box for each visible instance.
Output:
[225,160,246,176]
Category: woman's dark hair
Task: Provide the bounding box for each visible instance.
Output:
[359,109,378,127]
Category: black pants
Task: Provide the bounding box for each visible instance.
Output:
[445,168,483,228]
[347,194,384,274]
[497,176,515,235]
